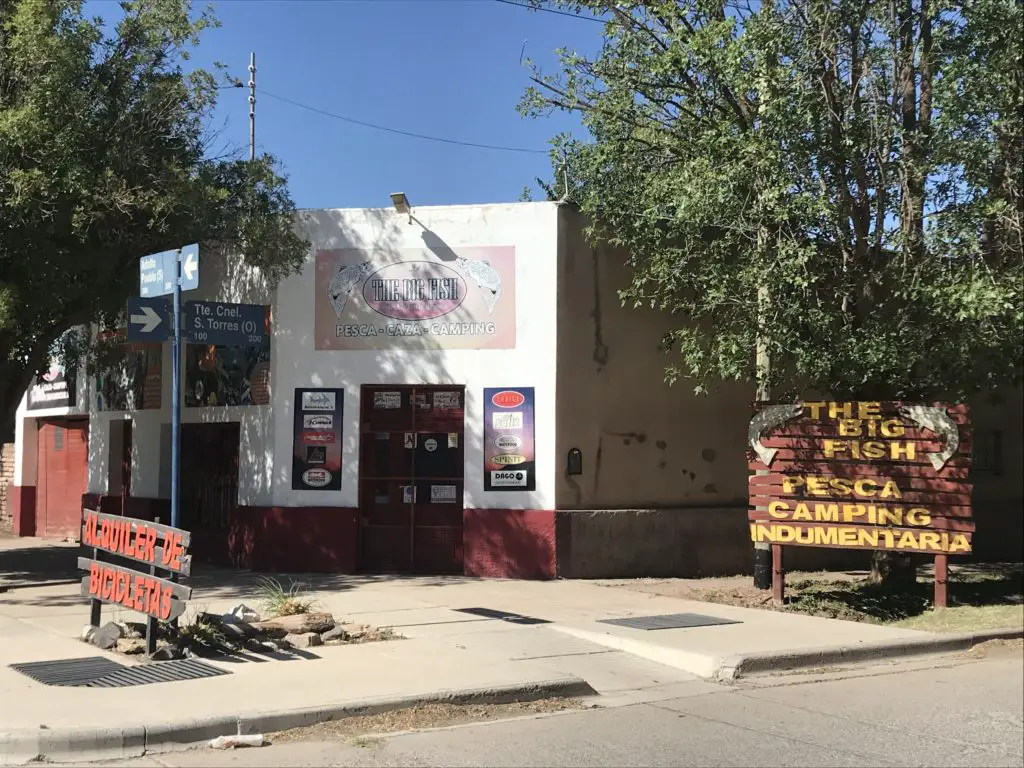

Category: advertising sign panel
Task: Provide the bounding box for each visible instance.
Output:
[483,387,536,492]
[314,247,516,350]
[292,387,345,490]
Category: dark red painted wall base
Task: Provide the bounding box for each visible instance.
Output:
[228,506,358,573]
[77,495,554,579]
[463,509,556,579]
[8,484,36,537]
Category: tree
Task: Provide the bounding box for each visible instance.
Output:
[519,0,1023,584]
[0,0,307,437]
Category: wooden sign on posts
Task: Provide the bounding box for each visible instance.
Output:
[79,509,193,652]
[747,401,973,607]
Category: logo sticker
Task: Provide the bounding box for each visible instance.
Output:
[374,391,401,409]
[431,485,458,504]
[302,391,336,411]
[490,470,528,487]
[491,390,526,408]
[302,431,336,444]
[302,468,332,488]
[305,446,327,464]
[491,412,523,431]
[424,438,438,452]
[303,414,334,430]
[494,434,522,451]
[490,454,526,466]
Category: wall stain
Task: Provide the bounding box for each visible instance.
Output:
[701,448,717,463]
[656,440,667,450]
[658,460,667,469]
[703,483,718,494]
[593,435,603,496]
[605,431,647,444]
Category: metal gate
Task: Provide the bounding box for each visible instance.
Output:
[358,385,465,574]
[180,422,240,533]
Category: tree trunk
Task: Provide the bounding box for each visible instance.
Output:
[869,550,917,589]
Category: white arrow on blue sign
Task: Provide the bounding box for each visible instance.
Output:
[139,243,199,298]
[126,297,170,342]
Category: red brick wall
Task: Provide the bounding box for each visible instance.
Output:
[463,509,556,579]
[0,443,14,528]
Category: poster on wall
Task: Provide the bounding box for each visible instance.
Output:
[314,247,516,351]
[27,358,76,410]
[185,343,270,407]
[292,388,344,491]
[94,329,162,412]
[483,387,536,492]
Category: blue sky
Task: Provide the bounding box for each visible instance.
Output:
[89,0,605,209]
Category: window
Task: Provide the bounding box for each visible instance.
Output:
[972,430,1003,475]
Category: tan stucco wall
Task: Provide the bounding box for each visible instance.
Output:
[554,207,754,511]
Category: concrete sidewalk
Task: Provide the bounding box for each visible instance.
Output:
[1,536,1014,764]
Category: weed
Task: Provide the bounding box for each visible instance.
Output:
[256,576,318,617]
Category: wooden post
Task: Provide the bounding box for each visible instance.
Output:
[934,554,948,609]
[145,516,160,657]
[89,541,102,628]
[771,544,785,605]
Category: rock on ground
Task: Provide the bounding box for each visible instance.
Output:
[90,621,123,650]
[252,612,335,636]
[284,632,323,648]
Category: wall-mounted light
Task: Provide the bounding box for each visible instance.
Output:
[390,192,412,222]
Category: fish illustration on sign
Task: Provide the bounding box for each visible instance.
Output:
[456,257,502,314]
[327,261,375,318]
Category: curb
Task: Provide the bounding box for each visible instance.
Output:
[0,676,596,765]
[715,627,1024,681]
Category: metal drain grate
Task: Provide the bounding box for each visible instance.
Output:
[9,657,230,688]
[599,613,742,630]
[9,657,124,686]
[454,607,551,625]
[86,658,229,687]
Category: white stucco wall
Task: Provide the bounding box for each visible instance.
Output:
[85,249,274,505]
[273,202,560,510]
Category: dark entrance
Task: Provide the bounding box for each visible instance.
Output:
[180,422,240,534]
[358,385,465,574]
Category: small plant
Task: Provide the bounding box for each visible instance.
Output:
[175,609,231,653]
[256,576,317,617]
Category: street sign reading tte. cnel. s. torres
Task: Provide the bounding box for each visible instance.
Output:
[747,401,973,605]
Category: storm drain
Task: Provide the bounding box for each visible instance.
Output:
[599,613,742,630]
[454,607,551,625]
[9,656,230,688]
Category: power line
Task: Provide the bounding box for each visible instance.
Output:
[493,0,608,23]
[257,88,549,154]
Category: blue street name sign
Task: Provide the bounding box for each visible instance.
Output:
[139,243,199,297]
[184,301,266,347]
[126,297,170,342]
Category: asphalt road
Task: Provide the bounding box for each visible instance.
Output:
[69,650,1023,768]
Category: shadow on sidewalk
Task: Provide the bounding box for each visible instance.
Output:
[0,540,80,591]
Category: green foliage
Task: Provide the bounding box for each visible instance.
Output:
[255,575,317,617]
[0,0,307,430]
[520,0,1023,399]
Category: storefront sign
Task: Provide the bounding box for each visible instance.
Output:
[79,509,193,622]
[747,401,974,554]
[483,387,536,491]
[292,387,344,490]
[315,247,516,350]
[27,358,75,410]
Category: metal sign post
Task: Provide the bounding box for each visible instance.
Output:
[171,251,181,530]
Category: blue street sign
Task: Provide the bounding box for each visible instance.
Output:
[139,243,199,297]
[126,297,170,342]
[184,301,266,347]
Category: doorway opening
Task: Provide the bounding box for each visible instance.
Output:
[358,385,465,574]
[180,422,240,533]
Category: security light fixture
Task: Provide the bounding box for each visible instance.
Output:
[390,192,411,214]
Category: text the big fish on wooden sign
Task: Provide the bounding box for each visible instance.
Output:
[747,402,973,554]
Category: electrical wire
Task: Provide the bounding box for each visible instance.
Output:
[257,88,549,154]
[492,0,608,23]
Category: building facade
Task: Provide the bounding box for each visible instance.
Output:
[7,202,1022,576]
